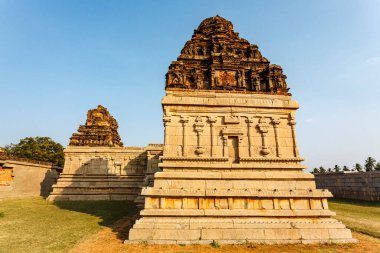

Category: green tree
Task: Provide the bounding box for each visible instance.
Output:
[328,168,332,172]
[375,162,380,171]
[342,165,350,172]
[333,165,341,173]
[353,163,363,172]
[312,168,319,174]
[319,166,326,173]
[364,157,376,172]
[5,137,64,167]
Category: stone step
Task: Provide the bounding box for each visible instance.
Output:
[127,225,356,244]
[53,182,142,187]
[48,194,136,201]
[51,187,139,194]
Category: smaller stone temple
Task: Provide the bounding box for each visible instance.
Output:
[48,105,162,201]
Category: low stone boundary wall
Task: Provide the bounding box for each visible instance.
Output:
[0,157,62,199]
[314,171,380,201]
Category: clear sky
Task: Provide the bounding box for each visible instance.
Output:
[1,0,379,170]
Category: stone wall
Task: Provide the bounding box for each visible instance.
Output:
[0,157,62,199]
[315,172,380,201]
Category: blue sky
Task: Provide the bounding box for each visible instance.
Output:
[0,0,379,170]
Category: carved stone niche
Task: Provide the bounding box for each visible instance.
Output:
[223,116,240,124]
[221,127,244,162]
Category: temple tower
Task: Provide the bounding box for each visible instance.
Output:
[127,16,355,244]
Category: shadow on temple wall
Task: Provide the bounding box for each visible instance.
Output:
[49,155,150,241]
[39,169,60,198]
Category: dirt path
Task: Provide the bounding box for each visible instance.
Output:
[70,217,380,253]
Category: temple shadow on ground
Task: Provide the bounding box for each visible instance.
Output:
[54,200,139,241]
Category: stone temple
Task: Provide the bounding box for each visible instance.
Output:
[48,105,162,202]
[126,16,356,244]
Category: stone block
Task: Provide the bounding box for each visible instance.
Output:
[202,229,266,240]
[300,229,330,240]
[328,228,353,239]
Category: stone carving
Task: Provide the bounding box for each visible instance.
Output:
[193,116,205,156]
[165,15,289,94]
[69,105,123,147]
[257,117,270,156]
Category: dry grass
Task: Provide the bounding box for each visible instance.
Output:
[329,198,380,238]
[69,217,380,253]
[1,197,380,253]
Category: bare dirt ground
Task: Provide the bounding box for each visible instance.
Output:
[69,216,380,253]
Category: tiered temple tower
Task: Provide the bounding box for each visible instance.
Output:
[69,105,123,147]
[127,16,355,244]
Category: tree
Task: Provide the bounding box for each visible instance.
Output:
[333,165,341,173]
[353,163,363,172]
[5,137,64,167]
[375,162,380,171]
[328,168,332,172]
[312,168,319,174]
[319,166,326,173]
[342,165,350,172]
[364,157,376,172]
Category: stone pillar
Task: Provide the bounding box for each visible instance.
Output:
[210,68,215,89]
[258,117,270,156]
[208,116,217,157]
[180,116,189,157]
[288,115,299,157]
[271,117,282,157]
[246,117,254,157]
[163,116,171,155]
[194,116,205,156]
[222,136,228,158]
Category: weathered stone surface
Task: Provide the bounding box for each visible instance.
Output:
[165,15,289,95]
[127,15,355,244]
[69,105,123,147]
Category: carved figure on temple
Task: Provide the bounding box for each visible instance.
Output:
[236,70,243,87]
[193,70,203,89]
[248,44,262,59]
[164,15,289,94]
[268,64,288,93]
[250,70,261,91]
[69,105,123,147]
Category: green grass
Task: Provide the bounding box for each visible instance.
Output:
[329,198,380,238]
[0,197,137,253]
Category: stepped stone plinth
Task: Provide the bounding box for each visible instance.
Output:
[127,16,356,244]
